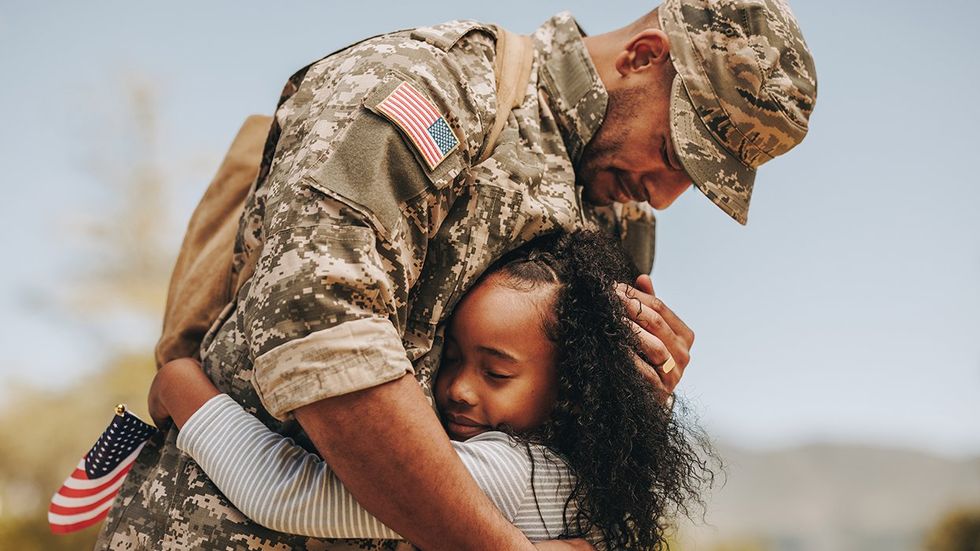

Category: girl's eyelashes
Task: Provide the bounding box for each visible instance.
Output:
[484,370,513,380]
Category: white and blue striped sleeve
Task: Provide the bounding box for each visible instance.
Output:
[176,394,533,538]
[447,431,532,522]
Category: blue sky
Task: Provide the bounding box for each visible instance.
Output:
[2,0,978,456]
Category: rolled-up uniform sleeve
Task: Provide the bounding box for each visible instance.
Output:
[238,40,482,420]
[246,215,415,419]
[252,316,414,421]
[243,115,448,420]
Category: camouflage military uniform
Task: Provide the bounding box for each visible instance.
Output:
[96,13,655,551]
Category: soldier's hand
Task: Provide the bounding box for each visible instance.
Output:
[615,274,695,396]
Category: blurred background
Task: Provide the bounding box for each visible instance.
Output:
[1,1,978,549]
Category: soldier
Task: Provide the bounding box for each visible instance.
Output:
[97,0,816,549]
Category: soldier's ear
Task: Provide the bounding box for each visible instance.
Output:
[615,29,671,77]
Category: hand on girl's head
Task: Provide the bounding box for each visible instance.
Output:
[615,275,695,395]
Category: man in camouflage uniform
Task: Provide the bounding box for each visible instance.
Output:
[97,0,815,549]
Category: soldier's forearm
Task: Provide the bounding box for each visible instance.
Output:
[293,374,535,551]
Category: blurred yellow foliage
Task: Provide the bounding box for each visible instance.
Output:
[704,538,771,551]
[0,354,155,548]
[924,507,980,551]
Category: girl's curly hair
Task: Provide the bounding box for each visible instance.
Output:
[486,230,717,550]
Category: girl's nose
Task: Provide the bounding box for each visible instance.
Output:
[447,370,478,406]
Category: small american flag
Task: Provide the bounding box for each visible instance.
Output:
[376,81,459,170]
[48,404,156,534]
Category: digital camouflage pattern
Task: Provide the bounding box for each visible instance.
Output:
[661,0,817,224]
[96,13,656,550]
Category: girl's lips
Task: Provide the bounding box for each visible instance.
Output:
[445,413,484,427]
[444,414,488,439]
[446,421,487,439]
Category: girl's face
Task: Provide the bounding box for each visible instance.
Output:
[434,275,559,441]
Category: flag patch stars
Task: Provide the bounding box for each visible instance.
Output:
[375,81,460,170]
[427,118,458,156]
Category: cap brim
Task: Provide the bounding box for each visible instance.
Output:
[669,76,755,225]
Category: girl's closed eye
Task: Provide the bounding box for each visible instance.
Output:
[484,370,513,380]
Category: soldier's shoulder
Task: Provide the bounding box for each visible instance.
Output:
[317,20,497,113]
[338,21,498,161]
[368,20,499,96]
[345,19,497,70]
[407,19,498,53]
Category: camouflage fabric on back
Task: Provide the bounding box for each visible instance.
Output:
[95,13,656,551]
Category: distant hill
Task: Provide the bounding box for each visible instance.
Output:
[676,443,980,551]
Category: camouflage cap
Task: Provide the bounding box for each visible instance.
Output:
[659,0,817,224]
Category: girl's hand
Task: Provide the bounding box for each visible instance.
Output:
[148,358,221,430]
[148,365,174,429]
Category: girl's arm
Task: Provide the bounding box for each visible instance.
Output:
[148,358,220,429]
[180,393,403,538]
[150,359,534,539]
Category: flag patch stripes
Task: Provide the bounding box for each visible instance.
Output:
[375,81,459,170]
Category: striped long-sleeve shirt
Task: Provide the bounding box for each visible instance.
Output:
[176,394,577,541]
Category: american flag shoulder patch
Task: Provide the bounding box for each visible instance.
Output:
[374,80,460,171]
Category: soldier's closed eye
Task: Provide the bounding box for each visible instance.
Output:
[661,137,682,171]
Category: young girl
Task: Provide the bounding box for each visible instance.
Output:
[151,230,714,550]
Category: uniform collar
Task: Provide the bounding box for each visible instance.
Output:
[533,12,609,165]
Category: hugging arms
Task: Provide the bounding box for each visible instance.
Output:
[96,2,817,545]
[150,231,711,549]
